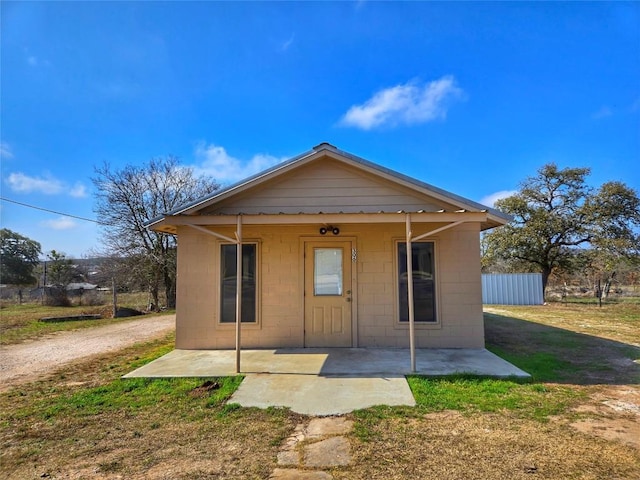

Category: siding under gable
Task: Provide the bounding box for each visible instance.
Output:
[201,158,456,215]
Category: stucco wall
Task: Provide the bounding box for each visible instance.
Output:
[174,221,484,349]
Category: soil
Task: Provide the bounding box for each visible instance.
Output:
[566,384,640,450]
[0,314,175,392]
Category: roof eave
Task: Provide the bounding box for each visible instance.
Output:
[143,143,515,230]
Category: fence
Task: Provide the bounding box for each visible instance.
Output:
[482,273,544,305]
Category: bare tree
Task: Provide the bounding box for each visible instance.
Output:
[93,156,219,309]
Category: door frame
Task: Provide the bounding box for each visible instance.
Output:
[299,236,358,347]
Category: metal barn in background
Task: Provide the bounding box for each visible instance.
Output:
[482,273,544,305]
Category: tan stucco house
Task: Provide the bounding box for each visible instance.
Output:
[147,143,510,354]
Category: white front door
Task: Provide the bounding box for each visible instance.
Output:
[304,241,353,347]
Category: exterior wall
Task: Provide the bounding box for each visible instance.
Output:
[175,221,485,349]
[202,159,453,215]
[175,224,308,349]
[354,222,484,348]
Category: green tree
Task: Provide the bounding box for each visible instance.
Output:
[93,156,219,309]
[482,164,640,298]
[0,229,42,286]
[46,250,74,287]
[43,250,77,307]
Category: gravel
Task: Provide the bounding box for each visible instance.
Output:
[0,314,175,391]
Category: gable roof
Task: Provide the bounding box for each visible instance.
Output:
[147,143,511,231]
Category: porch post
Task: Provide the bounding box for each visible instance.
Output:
[406,214,416,373]
[235,215,242,373]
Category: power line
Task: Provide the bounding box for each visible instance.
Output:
[0,196,110,225]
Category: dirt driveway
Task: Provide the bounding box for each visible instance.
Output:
[0,315,175,392]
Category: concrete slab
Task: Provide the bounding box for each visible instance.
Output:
[123,348,530,378]
[123,348,529,415]
[230,373,415,415]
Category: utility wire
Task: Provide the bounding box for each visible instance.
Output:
[0,196,111,225]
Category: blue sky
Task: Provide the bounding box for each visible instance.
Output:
[1,1,638,258]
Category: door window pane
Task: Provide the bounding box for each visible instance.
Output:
[314,248,343,296]
[398,242,436,322]
[220,244,256,323]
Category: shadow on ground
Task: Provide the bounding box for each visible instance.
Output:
[485,312,640,385]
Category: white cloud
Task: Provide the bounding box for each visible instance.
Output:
[193,143,286,184]
[480,190,518,207]
[0,142,13,159]
[339,75,464,130]
[41,217,77,230]
[281,33,295,51]
[7,172,64,194]
[70,182,88,198]
[354,0,367,10]
[25,55,50,68]
[591,106,613,119]
[5,172,88,198]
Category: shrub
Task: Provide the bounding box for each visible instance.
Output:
[43,287,71,307]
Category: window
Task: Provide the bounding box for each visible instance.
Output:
[220,244,257,323]
[397,242,436,323]
[314,248,343,296]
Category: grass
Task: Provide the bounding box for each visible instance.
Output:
[1,301,639,479]
[344,409,640,480]
[343,302,639,479]
[485,301,640,346]
[32,376,242,420]
[484,302,640,384]
[408,375,580,419]
[351,376,583,444]
[0,293,174,345]
[0,335,299,479]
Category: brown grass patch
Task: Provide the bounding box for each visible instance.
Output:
[485,302,639,346]
[340,411,640,479]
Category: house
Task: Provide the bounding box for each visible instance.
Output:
[147,143,510,361]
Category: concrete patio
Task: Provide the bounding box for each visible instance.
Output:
[123,347,530,378]
[123,348,529,415]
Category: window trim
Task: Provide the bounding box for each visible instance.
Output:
[393,238,441,329]
[217,240,261,327]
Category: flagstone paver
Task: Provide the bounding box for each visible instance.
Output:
[305,417,353,438]
[303,436,351,468]
[276,449,300,467]
[273,416,353,479]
